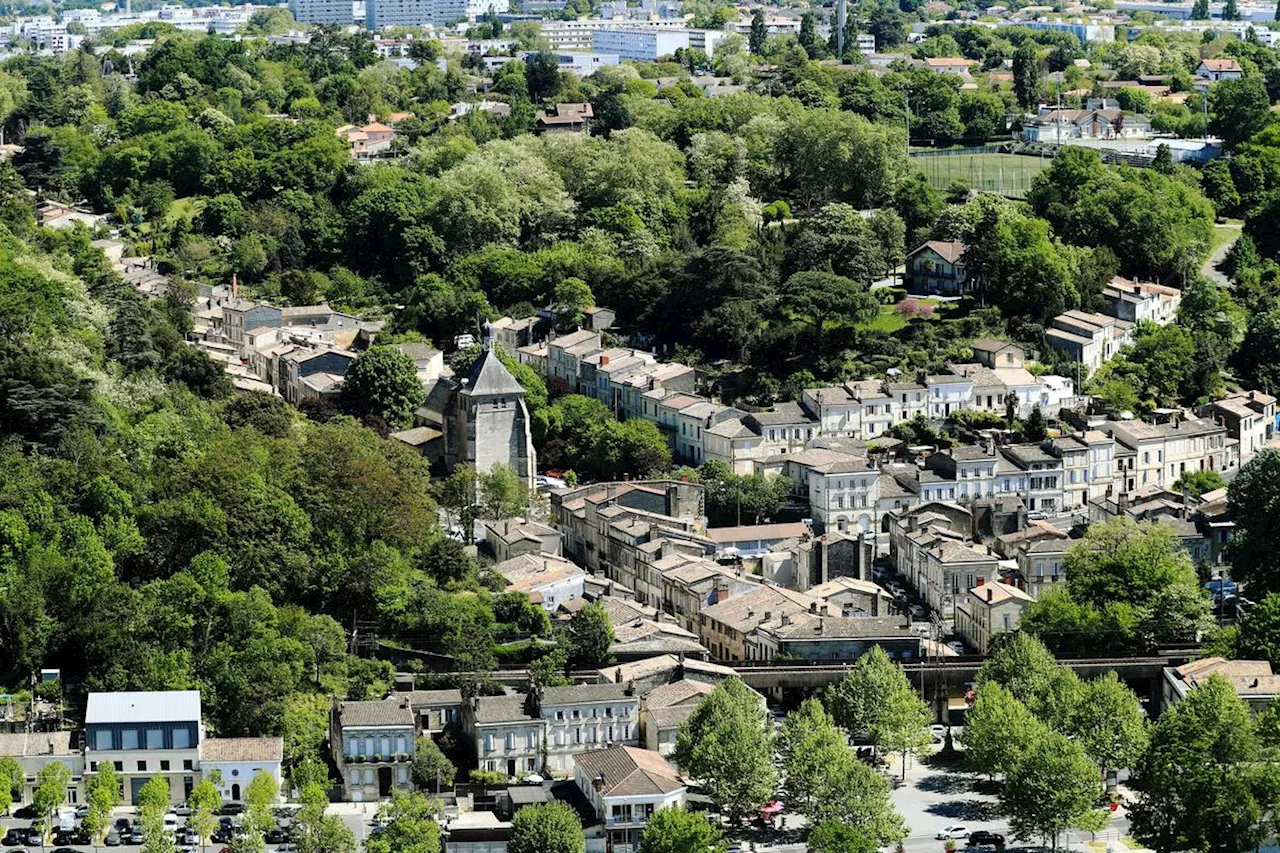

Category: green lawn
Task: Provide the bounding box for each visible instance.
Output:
[1209,219,1243,255]
[913,152,1051,199]
[167,196,206,226]
[858,298,954,333]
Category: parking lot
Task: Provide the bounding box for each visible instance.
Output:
[0,803,309,853]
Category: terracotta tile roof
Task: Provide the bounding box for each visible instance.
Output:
[573,746,683,797]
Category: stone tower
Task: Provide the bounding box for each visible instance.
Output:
[454,349,537,489]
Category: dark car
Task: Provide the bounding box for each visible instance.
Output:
[1,829,23,847]
[266,829,287,844]
[211,828,231,844]
[968,830,1006,849]
[105,829,122,846]
[219,804,244,816]
[116,818,132,831]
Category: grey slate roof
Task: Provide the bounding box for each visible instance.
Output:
[86,691,201,725]
[338,699,414,729]
[465,348,526,397]
[542,683,634,706]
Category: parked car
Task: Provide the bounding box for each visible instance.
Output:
[936,824,969,839]
[173,802,192,817]
[105,829,122,846]
[968,830,1005,848]
[129,828,145,844]
[115,818,132,831]
[24,829,41,846]
[947,640,967,655]
[219,804,244,817]
[266,829,288,844]
[211,828,231,844]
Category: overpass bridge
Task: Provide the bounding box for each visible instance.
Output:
[406,650,1198,717]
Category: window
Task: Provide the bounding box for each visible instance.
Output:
[121,729,139,750]
[160,761,170,772]
[113,762,123,772]
[183,760,193,771]
[146,728,164,750]
[94,730,112,751]
[137,761,147,772]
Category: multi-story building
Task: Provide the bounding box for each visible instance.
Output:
[85,691,203,805]
[926,373,974,418]
[291,0,353,24]
[467,684,641,777]
[905,241,969,296]
[546,329,602,393]
[638,680,715,757]
[954,579,1033,653]
[493,553,586,612]
[999,443,1064,515]
[590,26,690,60]
[0,733,83,806]
[1104,416,1234,493]
[366,0,508,27]
[1045,430,1117,510]
[1199,390,1277,461]
[331,699,416,802]
[573,746,686,853]
[1023,17,1116,43]
[748,612,920,661]
[1102,276,1182,326]
[1046,310,1134,373]
[699,586,820,661]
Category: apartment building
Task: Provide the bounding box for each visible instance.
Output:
[85,691,203,805]
[1046,310,1135,373]
[573,746,686,852]
[546,329,603,392]
[1102,276,1182,326]
[332,699,415,802]
[1103,416,1235,493]
[1199,390,1277,460]
[466,684,640,776]
[748,612,920,661]
[699,585,820,661]
[954,579,1033,653]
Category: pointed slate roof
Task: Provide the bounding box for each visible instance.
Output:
[465,348,525,397]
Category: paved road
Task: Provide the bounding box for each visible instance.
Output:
[1203,223,1241,289]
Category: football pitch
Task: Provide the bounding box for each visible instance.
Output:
[913,151,1052,199]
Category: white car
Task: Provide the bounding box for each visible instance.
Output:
[947,640,967,655]
[936,824,969,839]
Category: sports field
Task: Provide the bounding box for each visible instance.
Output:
[913,151,1052,199]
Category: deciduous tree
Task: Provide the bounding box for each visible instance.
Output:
[674,678,777,823]
[509,802,584,853]
[340,345,427,429]
[637,806,725,853]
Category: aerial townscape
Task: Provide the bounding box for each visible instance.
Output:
[10,0,1280,850]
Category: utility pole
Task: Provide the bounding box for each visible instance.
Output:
[904,90,911,153]
[837,0,847,58]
